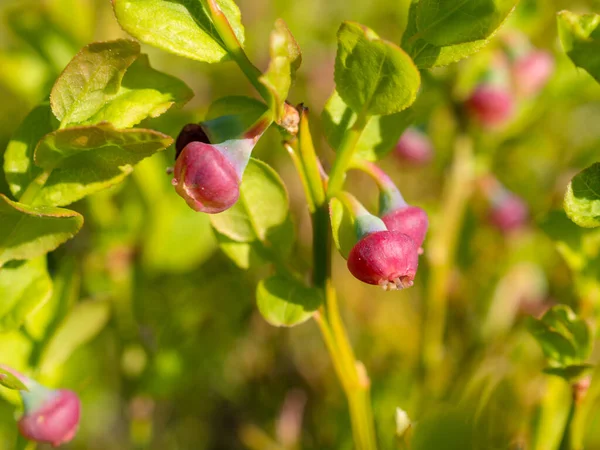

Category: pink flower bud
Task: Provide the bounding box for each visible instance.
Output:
[489,192,528,232]
[467,84,515,128]
[513,51,554,97]
[382,206,429,250]
[173,141,246,214]
[347,231,419,291]
[19,389,81,447]
[394,128,434,165]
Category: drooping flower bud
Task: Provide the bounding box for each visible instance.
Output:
[355,162,428,251]
[0,365,81,447]
[480,177,528,232]
[342,193,419,291]
[466,84,515,128]
[489,191,529,232]
[394,127,434,165]
[172,115,270,214]
[467,53,515,128]
[512,50,554,97]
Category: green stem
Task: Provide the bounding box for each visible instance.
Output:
[327,110,369,198]
[421,135,474,386]
[296,115,376,449]
[559,392,576,450]
[205,0,271,102]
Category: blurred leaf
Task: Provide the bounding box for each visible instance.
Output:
[203,96,269,143]
[46,0,95,44]
[6,2,78,73]
[335,22,420,116]
[210,158,291,245]
[214,230,265,269]
[4,103,55,199]
[32,124,172,206]
[401,1,490,68]
[0,195,83,266]
[39,300,111,373]
[322,90,414,159]
[411,0,517,47]
[260,19,301,121]
[558,11,600,83]
[329,197,357,260]
[564,163,600,228]
[527,305,593,377]
[0,368,27,391]
[84,54,194,129]
[112,0,245,64]
[256,275,322,327]
[0,258,52,333]
[50,39,140,126]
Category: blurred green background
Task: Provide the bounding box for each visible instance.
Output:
[1,0,600,449]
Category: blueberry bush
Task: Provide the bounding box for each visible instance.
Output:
[1,0,600,449]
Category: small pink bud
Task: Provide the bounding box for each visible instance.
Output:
[394,128,434,165]
[467,84,515,128]
[19,389,81,447]
[172,141,243,214]
[489,192,528,232]
[513,51,554,97]
[382,206,429,251]
[347,231,419,291]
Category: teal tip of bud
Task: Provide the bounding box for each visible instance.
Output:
[354,212,387,240]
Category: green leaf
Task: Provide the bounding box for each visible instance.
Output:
[214,231,266,270]
[401,1,491,69]
[527,305,593,370]
[50,39,140,126]
[558,11,600,83]
[84,54,194,128]
[564,163,600,228]
[0,258,53,333]
[32,124,173,206]
[259,19,302,121]
[39,300,111,373]
[0,195,83,266]
[256,275,322,327]
[329,197,358,260]
[322,90,414,160]
[112,0,245,64]
[203,96,269,143]
[4,103,56,199]
[0,367,28,391]
[413,0,518,47]
[210,158,291,243]
[335,22,420,116]
[543,364,594,382]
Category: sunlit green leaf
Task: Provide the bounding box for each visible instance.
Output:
[0,258,53,333]
[256,275,322,327]
[4,103,56,199]
[112,0,245,63]
[322,90,414,159]
[260,19,302,120]
[84,54,194,129]
[402,1,491,68]
[413,0,518,47]
[335,22,420,116]
[0,195,83,266]
[50,39,140,126]
[558,11,600,83]
[564,163,600,228]
[32,124,173,206]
